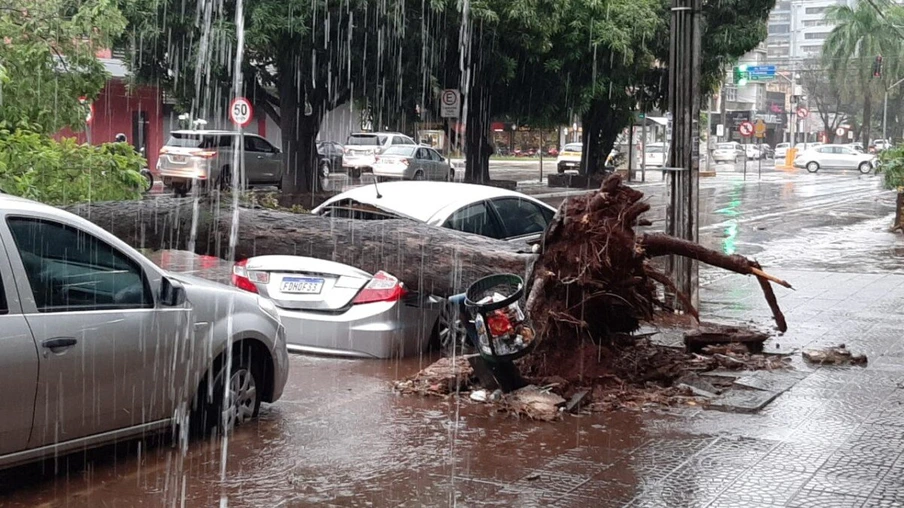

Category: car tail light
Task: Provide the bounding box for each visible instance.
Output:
[196,150,217,159]
[232,259,269,293]
[159,147,170,155]
[353,271,406,304]
[402,158,410,166]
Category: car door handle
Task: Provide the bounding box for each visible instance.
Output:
[257,155,264,159]
[42,337,77,349]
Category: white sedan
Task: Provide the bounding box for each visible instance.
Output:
[313,181,557,245]
[794,144,877,174]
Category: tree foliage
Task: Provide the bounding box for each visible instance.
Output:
[0,128,145,204]
[0,0,127,134]
[823,3,904,146]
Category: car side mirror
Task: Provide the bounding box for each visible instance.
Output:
[159,277,186,307]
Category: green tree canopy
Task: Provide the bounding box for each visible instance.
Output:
[0,0,128,134]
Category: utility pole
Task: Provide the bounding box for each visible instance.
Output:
[666,0,702,309]
[883,78,904,142]
[789,71,796,146]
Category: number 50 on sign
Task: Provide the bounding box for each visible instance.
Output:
[230,97,254,127]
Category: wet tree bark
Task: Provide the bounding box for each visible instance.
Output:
[64,197,534,297]
[894,191,904,233]
[278,56,324,194]
[463,27,493,184]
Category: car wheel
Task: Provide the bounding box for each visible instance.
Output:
[433,301,471,357]
[172,181,189,198]
[218,166,233,190]
[413,170,425,181]
[557,165,565,174]
[191,346,262,437]
[141,170,153,193]
[806,161,819,173]
[319,160,331,178]
[858,162,872,174]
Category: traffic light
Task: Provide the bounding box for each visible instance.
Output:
[873,55,883,78]
[733,65,749,86]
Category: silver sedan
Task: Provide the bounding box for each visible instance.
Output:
[0,196,288,470]
[372,146,455,181]
[232,255,443,359]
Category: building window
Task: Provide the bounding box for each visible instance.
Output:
[768,48,790,57]
[805,6,827,14]
[771,13,790,21]
[777,1,791,10]
[725,86,738,102]
[802,19,828,27]
[804,32,829,40]
[801,45,823,54]
[769,23,791,34]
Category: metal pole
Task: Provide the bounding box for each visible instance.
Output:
[790,72,796,146]
[884,89,889,143]
[642,117,647,182]
[758,137,762,179]
[539,130,544,181]
[666,0,702,310]
[627,119,635,181]
[705,95,713,172]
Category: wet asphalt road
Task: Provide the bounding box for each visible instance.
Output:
[2,161,903,507]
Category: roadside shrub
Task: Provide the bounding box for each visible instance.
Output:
[880,146,904,191]
[0,128,145,205]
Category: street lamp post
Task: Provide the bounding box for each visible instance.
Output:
[883,77,904,143]
[776,71,800,144]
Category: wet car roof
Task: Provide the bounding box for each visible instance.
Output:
[313,181,545,223]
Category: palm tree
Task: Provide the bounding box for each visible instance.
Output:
[823,3,903,148]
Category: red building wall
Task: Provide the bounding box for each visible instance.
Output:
[57,80,165,172]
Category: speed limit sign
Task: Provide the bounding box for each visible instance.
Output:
[229,97,254,127]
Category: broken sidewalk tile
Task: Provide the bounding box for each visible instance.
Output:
[707,389,783,414]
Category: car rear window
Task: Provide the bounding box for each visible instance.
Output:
[383,146,416,156]
[319,199,401,220]
[562,144,582,152]
[166,133,231,149]
[716,143,735,150]
[646,145,664,153]
[347,135,386,146]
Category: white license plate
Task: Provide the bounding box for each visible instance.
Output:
[280,277,324,294]
[171,155,186,163]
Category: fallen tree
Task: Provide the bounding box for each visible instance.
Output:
[65,196,533,296]
[65,176,789,331]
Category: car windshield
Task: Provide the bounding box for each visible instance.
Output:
[383,146,416,156]
[717,143,735,150]
[645,145,664,153]
[346,135,386,146]
[562,143,582,152]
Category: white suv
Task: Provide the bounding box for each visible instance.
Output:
[343,132,417,177]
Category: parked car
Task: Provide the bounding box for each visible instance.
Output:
[794,144,877,173]
[317,141,345,178]
[343,132,417,177]
[0,194,288,470]
[759,144,775,159]
[871,139,891,152]
[372,145,454,181]
[852,143,865,153]
[232,256,443,359]
[775,142,790,159]
[157,130,284,196]
[556,143,583,173]
[744,144,761,160]
[712,142,744,163]
[313,181,557,245]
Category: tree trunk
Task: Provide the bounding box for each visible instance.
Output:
[64,198,533,297]
[279,60,322,194]
[861,88,872,148]
[894,191,904,232]
[581,102,602,175]
[463,80,492,183]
